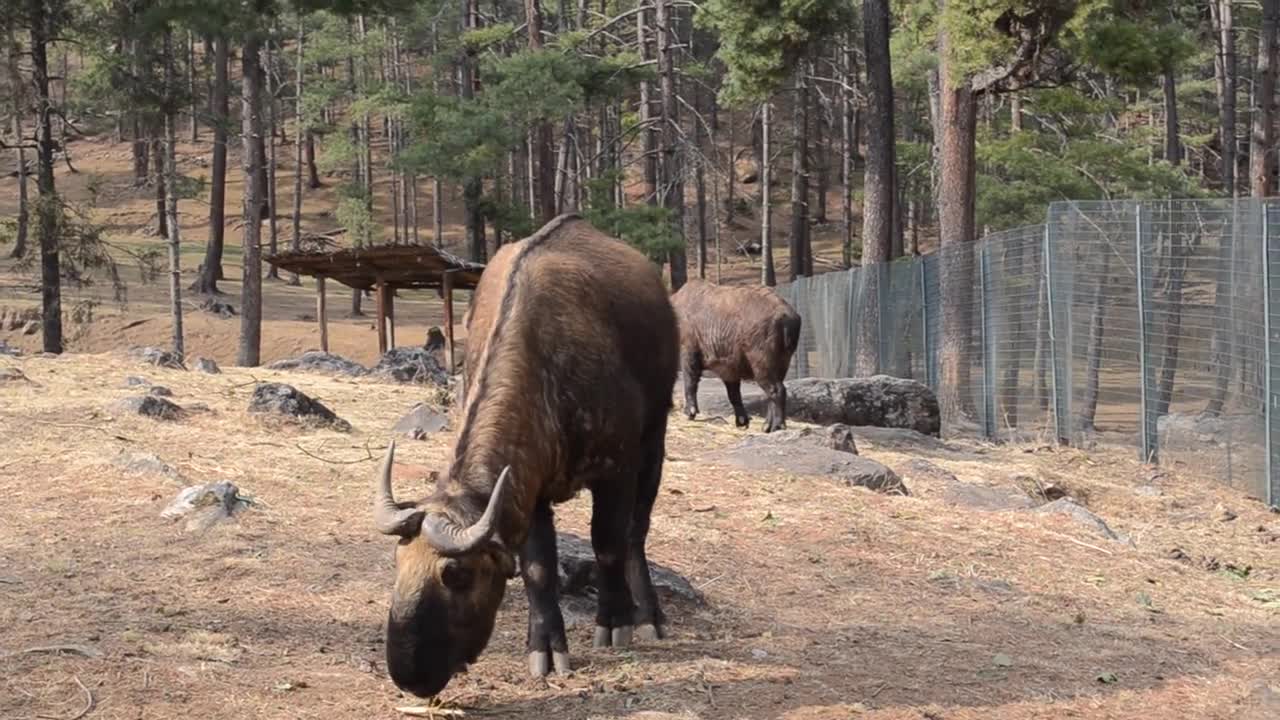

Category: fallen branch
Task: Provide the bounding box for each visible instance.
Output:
[2,644,102,660]
[1048,531,1115,557]
[295,440,376,465]
[396,706,464,718]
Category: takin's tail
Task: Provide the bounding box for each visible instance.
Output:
[781,313,802,357]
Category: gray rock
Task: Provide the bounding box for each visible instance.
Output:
[129,346,186,370]
[709,438,909,495]
[424,327,446,353]
[199,297,237,319]
[113,451,184,481]
[393,403,449,439]
[554,532,703,604]
[161,481,252,532]
[1133,485,1164,497]
[901,459,958,484]
[785,376,940,436]
[730,424,858,455]
[1157,411,1263,449]
[248,382,350,431]
[194,357,221,374]
[371,347,450,386]
[267,351,367,377]
[1032,498,1126,543]
[112,395,183,421]
[943,482,1036,511]
[850,426,967,454]
[124,375,152,387]
[148,386,174,397]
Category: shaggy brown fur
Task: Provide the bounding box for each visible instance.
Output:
[671,279,802,432]
[382,214,679,698]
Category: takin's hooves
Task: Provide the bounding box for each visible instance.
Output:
[528,650,571,678]
[636,623,666,642]
[735,417,751,429]
[684,409,698,421]
[593,625,634,648]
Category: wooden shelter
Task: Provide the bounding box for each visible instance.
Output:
[266,245,485,368]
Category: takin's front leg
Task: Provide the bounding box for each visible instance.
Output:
[521,500,571,677]
[725,380,750,428]
[681,349,704,420]
[761,380,788,433]
[590,481,637,648]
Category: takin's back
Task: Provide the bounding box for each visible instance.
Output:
[671,279,800,371]
[462,215,679,422]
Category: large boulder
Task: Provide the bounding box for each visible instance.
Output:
[708,434,909,495]
[267,351,367,377]
[248,382,351,431]
[371,347,450,386]
[695,375,940,436]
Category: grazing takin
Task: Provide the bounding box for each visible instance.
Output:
[671,279,802,433]
[372,214,679,698]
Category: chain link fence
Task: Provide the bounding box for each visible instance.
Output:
[775,199,1279,507]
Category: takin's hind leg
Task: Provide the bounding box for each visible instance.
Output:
[725,380,750,428]
[590,478,638,648]
[521,500,571,677]
[681,349,703,420]
[761,380,788,433]
[626,419,669,641]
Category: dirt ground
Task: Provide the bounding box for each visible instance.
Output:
[1,350,1278,720]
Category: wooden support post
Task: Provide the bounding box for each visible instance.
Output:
[443,270,456,372]
[316,274,329,352]
[375,276,388,355]
[386,283,396,350]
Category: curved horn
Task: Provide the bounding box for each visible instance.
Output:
[372,440,425,537]
[422,465,512,556]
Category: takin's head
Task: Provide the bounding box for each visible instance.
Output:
[372,441,517,698]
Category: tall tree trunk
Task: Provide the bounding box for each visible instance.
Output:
[305,131,321,188]
[657,0,686,289]
[194,35,229,294]
[841,35,855,269]
[1078,250,1111,430]
[238,29,265,367]
[639,0,657,206]
[1251,0,1278,198]
[937,8,979,419]
[132,35,150,184]
[789,66,811,281]
[461,0,486,260]
[695,84,708,280]
[265,38,280,278]
[152,137,167,237]
[857,0,896,375]
[1212,0,1237,195]
[761,100,775,286]
[1155,226,1189,417]
[1163,65,1181,166]
[346,20,364,315]
[6,24,29,259]
[188,30,199,142]
[30,0,62,353]
[431,24,444,247]
[289,17,305,286]
[813,74,828,226]
[526,0,557,224]
[163,29,185,358]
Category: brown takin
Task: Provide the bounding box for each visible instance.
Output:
[671,279,802,433]
[371,214,679,698]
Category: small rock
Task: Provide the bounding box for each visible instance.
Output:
[943,482,1036,511]
[1133,485,1164,497]
[392,403,449,439]
[708,439,908,495]
[194,357,221,374]
[1214,504,1238,523]
[21,320,39,336]
[248,382,350,431]
[902,459,958,484]
[129,346,186,370]
[113,451,184,482]
[124,376,152,387]
[148,386,174,398]
[162,481,251,532]
[1032,498,1127,543]
[730,424,858,455]
[750,648,769,660]
[555,532,703,604]
[198,298,237,319]
[424,326,446,353]
[267,351,367,377]
[112,395,183,421]
[992,653,1014,668]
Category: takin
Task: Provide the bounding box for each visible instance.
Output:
[372,214,680,698]
[671,279,802,433]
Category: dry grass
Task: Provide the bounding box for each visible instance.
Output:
[2,350,1278,720]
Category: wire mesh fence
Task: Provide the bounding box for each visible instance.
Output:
[775,198,1280,507]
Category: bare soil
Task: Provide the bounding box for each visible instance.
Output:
[1,350,1278,720]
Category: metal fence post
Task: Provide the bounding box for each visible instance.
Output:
[980,243,997,439]
[920,258,935,390]
[1264,203,1278,509]
[1135,205,1158,464]
[1044,223,1068,444]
